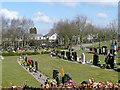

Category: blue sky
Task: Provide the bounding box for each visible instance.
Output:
[1,2,118,34]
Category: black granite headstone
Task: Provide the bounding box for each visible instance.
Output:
[99,49,101,54]
[31,60,34,67]
[66,51,70,60]
[25,56,27,62]
[74,52,77,61]
[35,61,38,71]
[93,54,99,66]
[53,70,59,79]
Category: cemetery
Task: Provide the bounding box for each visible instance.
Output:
[48,41,119,72]
[2,40,118,88]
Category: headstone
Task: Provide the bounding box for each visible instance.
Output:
[89,48,92,51]
[31,60,34,67]
[93,54,99,66]
[115,41,117,45]
[81,53,85,64]
[70,52,72,60]
[72,52,77,61]
[105,54,114,69]
[74,52,77,61]
[71,49,74,51]
[53,70,59,79]
[102,46,107,55]
[61,51,65,56]
[35,61,38,71]
[25,56,27,62]
[99,49,101,54]
[110,49,115,55]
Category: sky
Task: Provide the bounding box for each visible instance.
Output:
[0,1,118,34]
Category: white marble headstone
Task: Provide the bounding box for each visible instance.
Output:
[81,53,85,64]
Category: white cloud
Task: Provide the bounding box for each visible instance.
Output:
[33,11,59,23]
[97,13,108,18]
[86,2,118,8]
[60,2,79,8]
[0,9,19,19]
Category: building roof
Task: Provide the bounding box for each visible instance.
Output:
[44,29,57,37]
[30,34,43,37]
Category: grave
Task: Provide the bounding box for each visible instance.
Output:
[105,53,114,69]
[61,51,65,58]
[31,60,34,67]
[110,49,115,56]
[99,49,102,55]
[66,51,71,60]
[25,55,27,62]
[53,70,59,79]
[74,52,77,61]
[89,48,92,52]
[102,46,107,55]
[35,61,38,71]
[70,52,72,60]
[93,54,99,66]
[62,74,72,84]
[81,53,85,64]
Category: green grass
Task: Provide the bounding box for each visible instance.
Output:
[2,51,119,87]
[28,54,118,84]
[2,56,40,88]
[76,50,118,65]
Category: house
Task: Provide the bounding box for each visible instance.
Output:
[30,34,43,40]
[44,33,58,42]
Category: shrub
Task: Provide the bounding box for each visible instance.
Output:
[2,52,40,56]
[41,51,50,54]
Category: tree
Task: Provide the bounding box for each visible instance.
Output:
[30,27,37,34]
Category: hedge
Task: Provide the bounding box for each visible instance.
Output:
[41,50,61,54]
[2,52,40,56]
[41,51,50,54]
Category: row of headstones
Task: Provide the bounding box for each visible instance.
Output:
[22,56,38,72]
[90,46,116,55]
[93,53,115,69]
[60,50,77,61]
[53,70,72,85]
[50,49,86,64]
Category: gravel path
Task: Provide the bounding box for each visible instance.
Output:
[17,59,51,85]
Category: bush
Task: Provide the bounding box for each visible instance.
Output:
[41,51,50,54]
[2,52,40,56]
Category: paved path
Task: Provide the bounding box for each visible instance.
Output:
[17,59,50,85]
[72,42,100,50]
[72,41,111,50]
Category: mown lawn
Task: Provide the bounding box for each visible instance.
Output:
[76,50,118,64]
[28,54,118,84]
[2,52,119,87]
[2,56,40,88]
